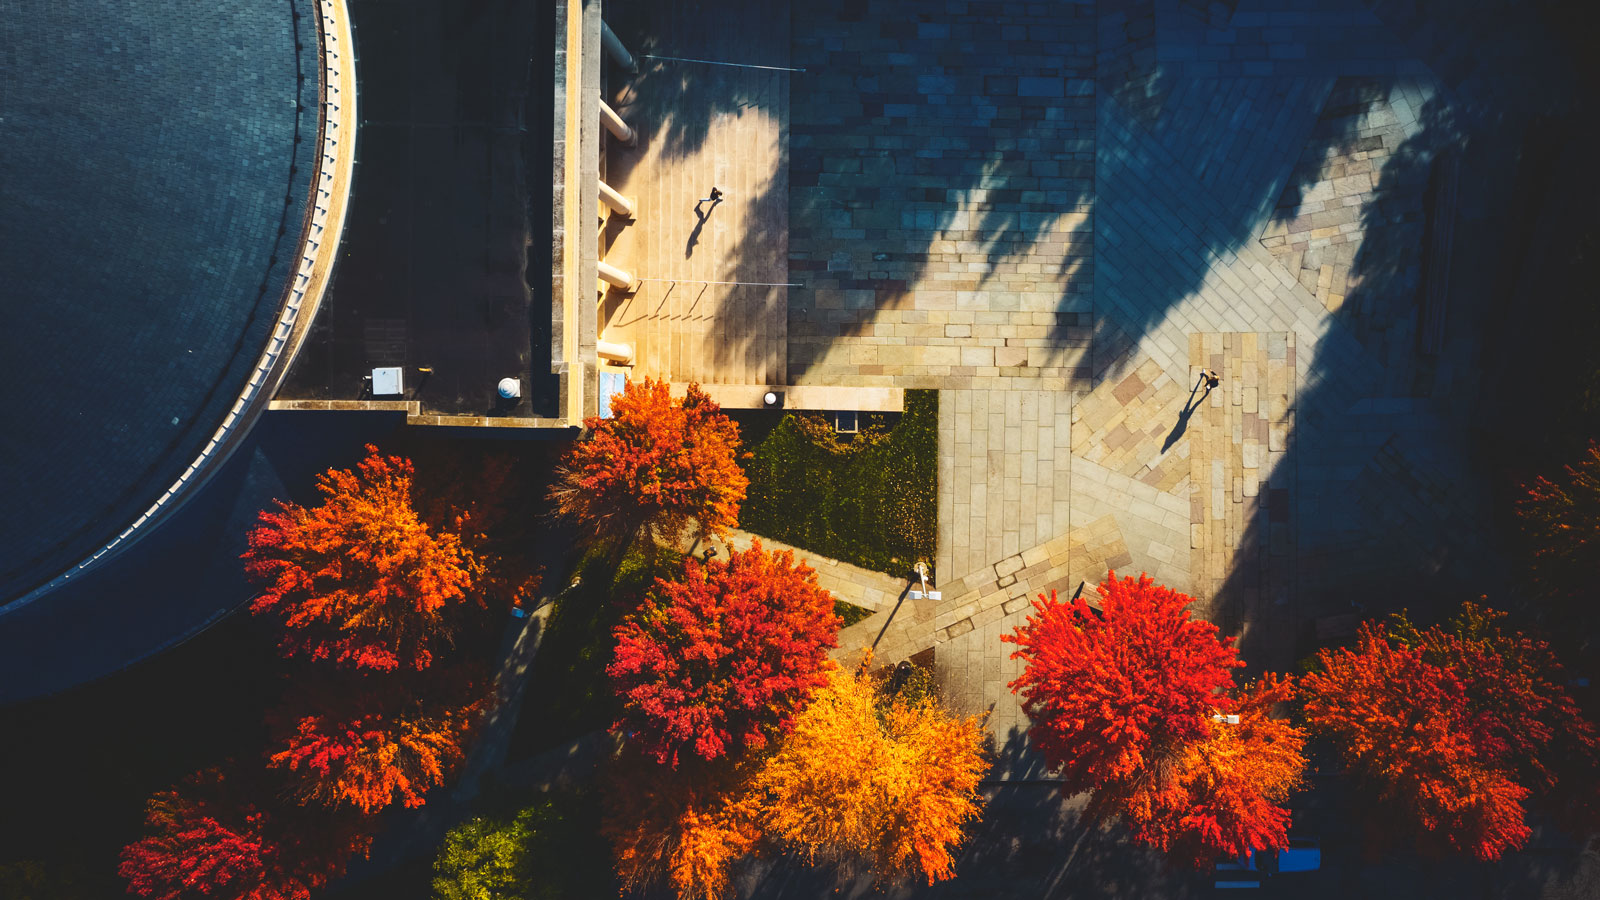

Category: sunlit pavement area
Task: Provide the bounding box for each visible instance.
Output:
[599,0,1595,895]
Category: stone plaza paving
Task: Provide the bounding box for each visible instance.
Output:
[616,0,1573,846]
[693,0,1565,794]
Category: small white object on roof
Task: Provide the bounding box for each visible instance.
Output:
[372,366,404,396]
[498,377,522,399]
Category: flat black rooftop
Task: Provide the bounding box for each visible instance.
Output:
[0,0,319,600]
[275,0,558,419]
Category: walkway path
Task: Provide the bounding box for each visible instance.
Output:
[682,528,911,617]
[1187,332,1298,669]
[601,0,791,387]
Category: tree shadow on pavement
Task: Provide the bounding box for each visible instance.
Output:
[603,0,787,163]
[688,0,1419,391]
[1218,2,1580,673]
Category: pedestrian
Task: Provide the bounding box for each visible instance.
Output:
[1202,368,1221,390]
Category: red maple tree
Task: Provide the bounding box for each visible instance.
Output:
[1003,575,1309,869]
[118,768,371,900]
[551,379,748,549]
[608,541,840,766]
[1002,574,1243,796]
[1301,603,1600,860]
[244,445,480,672]
[1099,674,1306,870]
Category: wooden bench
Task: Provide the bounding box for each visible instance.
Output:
[1417,150,1460,355]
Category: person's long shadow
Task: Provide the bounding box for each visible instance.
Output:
[684,196,721,258]
[1161,375,1212,454]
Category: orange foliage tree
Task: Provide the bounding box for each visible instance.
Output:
[123,447,507,899]
[244,445,480,672]
[755,662,989,885]
[609,541,839,766]
[1097,674,1306,870]
[601,752,763,900]
[1300,603,1599,860]
[118,768,371,900]
[1003,574,1306,868]
[266,675,488,815]
[551,379,747,550]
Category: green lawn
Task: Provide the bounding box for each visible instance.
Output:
[739,390,938,580]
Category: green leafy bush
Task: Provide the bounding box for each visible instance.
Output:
[741,391,937,578]
[432,791,610,900]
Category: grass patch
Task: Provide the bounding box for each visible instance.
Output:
[740,390,937,578]
[509,545,682,759]
[834,599,875,628]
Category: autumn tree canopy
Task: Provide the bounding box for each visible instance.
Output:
[1097,674,1306,870]
[602,662,987,898]
[245,445,479,672]
[1003,575,1308,868]
[1300,603,1600,860]
[266,677,487,815]
[118,768,370,900]
[755,662,989,886]
[602,752,763,900]
[609,542,840,767]
[128,449,502,900]
[551,379,748,549]
[1002,574,1243,795]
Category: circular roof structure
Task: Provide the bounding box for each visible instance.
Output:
[0,0,326,601]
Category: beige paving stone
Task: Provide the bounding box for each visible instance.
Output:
[1187,334,1296,670]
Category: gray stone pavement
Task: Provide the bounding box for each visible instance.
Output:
[937,389,1075,585]
[768,0,1565,790]
[598,0,1588,892]
[787,0,1096,391]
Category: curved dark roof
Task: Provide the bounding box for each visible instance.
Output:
[0,0,320,599]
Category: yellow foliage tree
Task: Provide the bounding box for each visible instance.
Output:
[602,663,989,898]
[755,662,990,885]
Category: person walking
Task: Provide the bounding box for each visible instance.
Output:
[1202,368,1221,390]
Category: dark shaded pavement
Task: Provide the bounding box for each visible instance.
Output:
[277,0,559,418]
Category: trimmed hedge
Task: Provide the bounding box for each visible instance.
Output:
[740,390,937,578]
